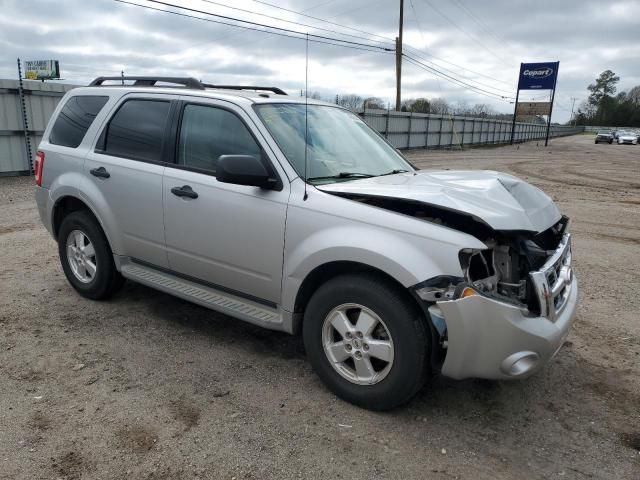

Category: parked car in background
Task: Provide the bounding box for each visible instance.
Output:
[33,76,578,410]
[594,131,613,144]
[617,131,638,145]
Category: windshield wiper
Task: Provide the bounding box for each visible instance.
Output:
[379,169,410,176]
[307,172,375,182]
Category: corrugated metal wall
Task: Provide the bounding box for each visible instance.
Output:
[0,79,585,174]
[360,109,585,149]
[0,79,75,175]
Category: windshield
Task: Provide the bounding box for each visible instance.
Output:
[254,104,414,184]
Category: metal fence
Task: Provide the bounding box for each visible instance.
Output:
[359,109,584,149]
[0,79,75,175]
[0,78,586,175]
[583,125,637,133]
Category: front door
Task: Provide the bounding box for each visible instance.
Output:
[162,100,289,305]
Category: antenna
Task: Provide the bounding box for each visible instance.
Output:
[303,32,309,201]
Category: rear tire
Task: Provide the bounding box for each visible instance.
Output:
[303,274,429,411]
[58,211,124,300]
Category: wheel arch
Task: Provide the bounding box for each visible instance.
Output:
[291,261,425,334]
[52,196,116,255]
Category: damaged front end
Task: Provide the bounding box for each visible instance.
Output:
[324,189,578,380]
[423,214,570,315]
[411,214,576,380]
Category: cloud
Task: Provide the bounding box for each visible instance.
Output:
[1,0,638,122]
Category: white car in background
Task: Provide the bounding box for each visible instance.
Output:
[617,131,638,145]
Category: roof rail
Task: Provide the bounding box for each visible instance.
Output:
[202,84,287,95]
[88,77,288,95]
[89,76,205,89]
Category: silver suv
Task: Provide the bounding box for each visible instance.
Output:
[34,76,578,410]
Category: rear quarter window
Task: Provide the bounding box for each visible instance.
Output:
[49,95,109,148]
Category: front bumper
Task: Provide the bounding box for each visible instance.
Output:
[436,233,578,380]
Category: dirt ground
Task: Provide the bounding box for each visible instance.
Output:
[0,134,638,479]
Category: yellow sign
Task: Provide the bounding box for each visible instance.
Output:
[24,60,60,80]
[516,102,551,116]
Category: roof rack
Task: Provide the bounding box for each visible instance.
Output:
[88,76,287,95]
[202,84,287,95]
[89,76,205,89]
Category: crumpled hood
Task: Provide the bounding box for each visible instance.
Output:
[316,170,561,232]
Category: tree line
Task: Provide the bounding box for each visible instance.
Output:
[306,91,544,122]
[574,70,640,127]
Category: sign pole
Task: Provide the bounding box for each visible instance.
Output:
[544,61,560,147]
[510,63,522,145]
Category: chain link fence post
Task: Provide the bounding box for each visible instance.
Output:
[16,58,34,174]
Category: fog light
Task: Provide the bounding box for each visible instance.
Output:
[500,351,540,376]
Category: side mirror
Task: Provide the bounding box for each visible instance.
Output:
[216,155,280,190]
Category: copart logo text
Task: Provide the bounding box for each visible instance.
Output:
[523,68,553,79]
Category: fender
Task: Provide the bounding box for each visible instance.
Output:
[281,187,486,312]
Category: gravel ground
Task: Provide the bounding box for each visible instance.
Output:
[0,135,638,479]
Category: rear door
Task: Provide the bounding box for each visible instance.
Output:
[84,94,173,267]
[162,98,289,305]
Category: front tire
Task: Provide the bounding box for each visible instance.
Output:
[58,211,124,300]
[303,274,429,410]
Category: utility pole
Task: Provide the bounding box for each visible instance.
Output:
[569,97,577,126]
[395,0,404,111]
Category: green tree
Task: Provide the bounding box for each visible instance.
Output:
[410,98,430,113]
[588,70,620,124]
[588,70,620,104]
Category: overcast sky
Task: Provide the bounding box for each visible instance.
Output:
[1,0,639,122]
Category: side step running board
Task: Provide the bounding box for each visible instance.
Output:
[120,261,282,329]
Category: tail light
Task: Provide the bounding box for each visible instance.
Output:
[34,151,45,186]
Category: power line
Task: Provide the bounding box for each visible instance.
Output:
[449,0,506,47]
[419,0,509,63]
[408,0,426,44]
[403,53,514,102]
[198,0,394,47]
[403,49,516,96]
[401,46,515,88]
[404,2,517,97]
[113,0,393,53]
[324,0,388,20]
[253,0,518,93]
[249,0,396,44]
[142,0,393,51]
[304,0,337,12]
[115,0,520,106]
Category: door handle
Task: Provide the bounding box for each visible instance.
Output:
[171,185,198,199]
[90,166,110,178]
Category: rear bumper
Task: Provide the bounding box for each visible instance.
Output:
[34,186,54,236]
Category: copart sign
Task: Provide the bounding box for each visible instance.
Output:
[518,62,559,90]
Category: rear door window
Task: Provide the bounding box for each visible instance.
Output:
[103,99,170,163]
[49,95,109,148]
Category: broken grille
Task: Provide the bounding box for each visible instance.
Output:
[529,234,573,321]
